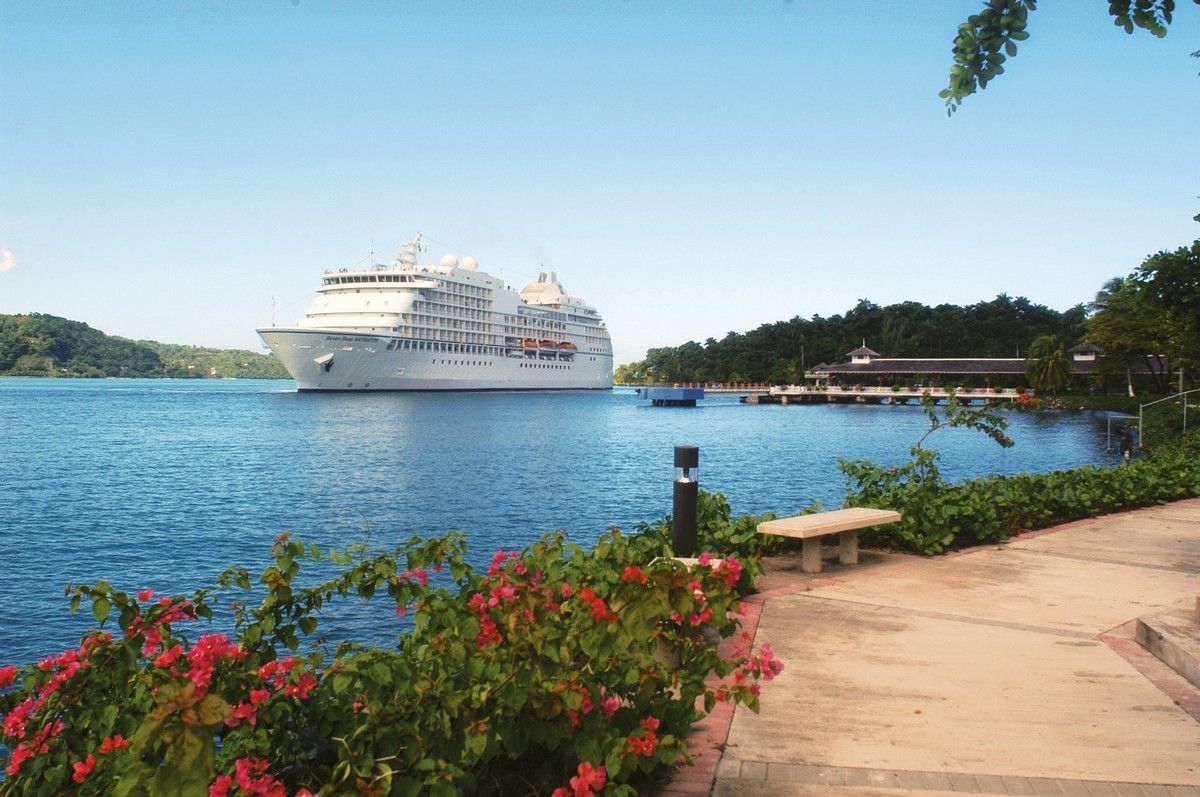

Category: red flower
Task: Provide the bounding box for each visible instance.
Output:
[98,734,131,754]
[577,587,616,623]
[559,761,607,796]
[284,671,318,700]
[138,588,154,602]
[71,754,96,784]
[475,615,503,649]
[209,774,234,797]
[0,664,18,688]
[249,688,271,705]
[224,701,258,728]
[154,643,184,668]
[621,565,647,584]
[5,743,34,777]
[628,717,661,757]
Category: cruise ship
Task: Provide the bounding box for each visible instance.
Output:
[257,234,613,391]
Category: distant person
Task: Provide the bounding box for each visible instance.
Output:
[1119,425,1134,463]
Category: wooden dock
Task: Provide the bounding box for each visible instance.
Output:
[743,385,1024,406]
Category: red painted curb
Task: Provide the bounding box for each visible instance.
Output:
[1100,620,1200,724]
[659,590,769,795]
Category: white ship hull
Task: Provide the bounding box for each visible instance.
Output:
[259,328,612,391]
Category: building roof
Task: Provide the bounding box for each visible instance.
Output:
[846,345,880,358]
[1069,343,1103,354]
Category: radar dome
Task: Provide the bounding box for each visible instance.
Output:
[439,254,458,269]
[460,256,478,271]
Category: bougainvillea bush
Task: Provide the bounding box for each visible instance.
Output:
[0,528,781,796]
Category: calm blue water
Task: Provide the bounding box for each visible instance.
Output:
[0,378,1120,665]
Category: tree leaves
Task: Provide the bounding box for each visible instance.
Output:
[942,0,1191,113]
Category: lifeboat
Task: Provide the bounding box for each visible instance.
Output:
[538,339,558,349]
[522,338,538,348]
[558,341,577,350]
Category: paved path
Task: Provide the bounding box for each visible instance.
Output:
[667,499,1200,796]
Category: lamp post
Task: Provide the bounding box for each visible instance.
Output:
[672,445,699,556]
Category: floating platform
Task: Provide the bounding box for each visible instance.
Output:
[636,387,705,407]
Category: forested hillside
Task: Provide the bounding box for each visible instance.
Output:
[0,313,287,378]
[617,295,1087,384]
[139,341,289,379]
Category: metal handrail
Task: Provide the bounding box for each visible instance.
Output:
[1138,387,1200,444]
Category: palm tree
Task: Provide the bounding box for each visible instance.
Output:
[1025,335,1072,395]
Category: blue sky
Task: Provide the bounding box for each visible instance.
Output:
[1,2,1197,365]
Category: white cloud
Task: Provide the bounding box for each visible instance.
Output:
[0,247,16,272]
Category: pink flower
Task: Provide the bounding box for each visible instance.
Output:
[400,568,429,586]
[249,688,270,705]
[601,695,619,719]
[0,664,18,689]
[234,757,284,795]
[697,551,713,566]
[224,701,258,728]
[72,754,97,784]
[138,588,154,602]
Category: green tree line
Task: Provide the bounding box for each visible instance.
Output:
[617,294,1086,385]
[0,313,288,379]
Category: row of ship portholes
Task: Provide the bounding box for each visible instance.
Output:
[423,359,574,369]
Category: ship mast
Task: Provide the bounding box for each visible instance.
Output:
[395,233,425,269]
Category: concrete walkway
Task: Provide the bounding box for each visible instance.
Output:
[674,499,1200,797]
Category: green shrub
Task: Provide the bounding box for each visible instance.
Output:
[842,420,1200,556]
[0,530,782,796]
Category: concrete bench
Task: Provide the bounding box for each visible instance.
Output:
[757,507,902,574]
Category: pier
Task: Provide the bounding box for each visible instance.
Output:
[744,385,1024,406]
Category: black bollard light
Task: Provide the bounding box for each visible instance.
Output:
[672,445,699,556]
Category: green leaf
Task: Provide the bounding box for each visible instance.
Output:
[92,596,112,625]
[194,694,230,728]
